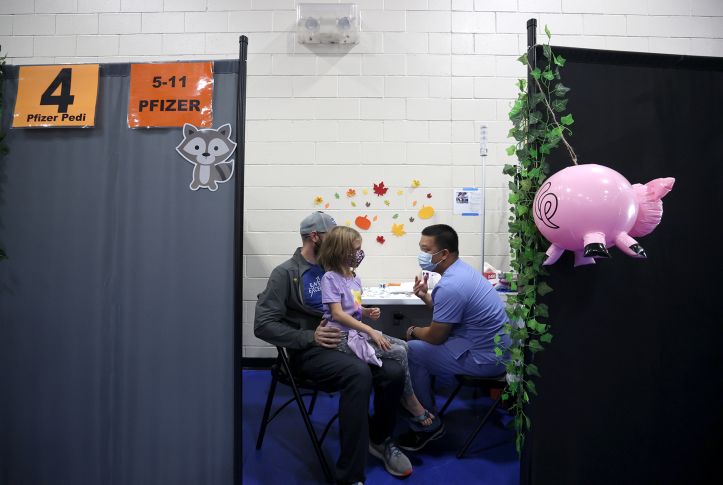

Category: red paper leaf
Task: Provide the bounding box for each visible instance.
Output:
[373,181,388,196]
[427,193,432,198]
[376,235,385,244]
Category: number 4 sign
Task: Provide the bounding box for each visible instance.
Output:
[12,65,100,128]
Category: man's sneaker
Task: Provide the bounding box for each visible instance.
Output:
[396,423,446,452]
[368,437,412,477]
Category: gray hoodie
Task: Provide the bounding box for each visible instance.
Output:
[253,248,324,350]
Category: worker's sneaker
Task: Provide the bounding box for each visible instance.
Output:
[368,437,412,477]
[396,423,446,452]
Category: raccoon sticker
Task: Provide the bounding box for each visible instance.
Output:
[176,123,236,191]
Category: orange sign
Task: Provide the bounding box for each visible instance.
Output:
[12,64,99,128]
[128,62,213,128]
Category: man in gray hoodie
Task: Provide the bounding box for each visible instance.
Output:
[254,212,412,485]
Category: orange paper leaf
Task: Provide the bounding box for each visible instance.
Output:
[325,203,329,208]
[413,201,417,207]
[373,216,378,221]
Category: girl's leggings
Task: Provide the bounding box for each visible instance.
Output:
[335,332,414,397]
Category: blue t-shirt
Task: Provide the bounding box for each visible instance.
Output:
[302,263,325,311]
[431,259,510,364]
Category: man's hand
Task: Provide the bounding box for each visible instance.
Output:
[314,319,342,348]
[413,274,429,299]
[369,307,381,320]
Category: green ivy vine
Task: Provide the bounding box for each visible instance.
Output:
[494,26,576,455]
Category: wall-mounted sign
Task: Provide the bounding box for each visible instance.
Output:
[128,62,213,128]
[12,64,99,128]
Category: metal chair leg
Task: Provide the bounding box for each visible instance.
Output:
[457,391,504,459]
[255,360,281,450]
[279,348,335,484]
[438,382,465,418]
[319,412,340,445]
[308,390,318,415]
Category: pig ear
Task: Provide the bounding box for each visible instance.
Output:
[646,178,675,200]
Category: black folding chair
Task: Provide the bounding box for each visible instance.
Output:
[438,372,508,459]
[255,347,339,484]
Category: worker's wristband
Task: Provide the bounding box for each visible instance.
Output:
[408,326,415,338]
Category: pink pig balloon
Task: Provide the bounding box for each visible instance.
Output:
[533,164,674,267]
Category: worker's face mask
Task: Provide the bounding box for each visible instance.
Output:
[418,249,443,271]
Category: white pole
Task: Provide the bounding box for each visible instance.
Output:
[480,124,488,270]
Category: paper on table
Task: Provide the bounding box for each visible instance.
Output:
[453,188,482,216]
[385,282,415,294]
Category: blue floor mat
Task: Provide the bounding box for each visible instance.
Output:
[242,370,520,485]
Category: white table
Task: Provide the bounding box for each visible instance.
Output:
[362,288,515,306]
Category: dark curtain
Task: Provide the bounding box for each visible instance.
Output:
[0,61,237,484]
[521,47,723,484]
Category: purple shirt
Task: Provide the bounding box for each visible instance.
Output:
[321,271,363,331]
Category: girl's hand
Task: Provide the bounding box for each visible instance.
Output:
[368,330,391,352]
[369,308,381,320]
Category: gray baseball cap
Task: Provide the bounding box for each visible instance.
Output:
[300,212,336,235]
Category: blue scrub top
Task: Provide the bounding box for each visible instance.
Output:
[431,258,510,364]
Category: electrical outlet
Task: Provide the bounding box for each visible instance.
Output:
[392,312,404,326]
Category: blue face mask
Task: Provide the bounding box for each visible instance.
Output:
[418,249,443,271]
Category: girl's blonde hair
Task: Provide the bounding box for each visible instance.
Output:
[317,226,362,277]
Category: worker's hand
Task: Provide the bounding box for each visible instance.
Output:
[314,319,342,348]
[413,274,429,299]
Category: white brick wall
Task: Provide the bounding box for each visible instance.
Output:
[1,0,722,357]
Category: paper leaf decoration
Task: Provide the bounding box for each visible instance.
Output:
[412,180,420,187]
[409,217,415,222]
[373,216,378,221]
[365,202,370,207]
[355,215,371,230]
[325,203,329,208]
[413,201,418,207]
[335,192,340,199]
[391,223,406,237]
[363,189,368,194]
[392,214,398,219]
[398,190,403,195]
[345,221,350,226]
[427,193,432,199]
[373,182,388,196]
[418,205,435,219]
[384,200,390,206]
[314,196,323,205]
[351,202,356,207]
[377,236,385,244]
[347,189,356,197]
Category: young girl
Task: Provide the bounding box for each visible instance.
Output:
[317,226,435,427]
